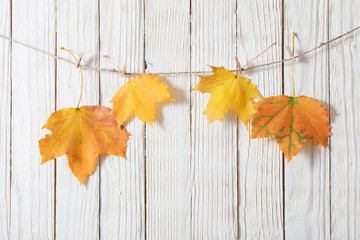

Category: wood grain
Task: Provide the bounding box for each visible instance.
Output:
[56,0,99,239]
[11,0,55,238]
[236,0,284,239]
[2,1,360,238]
[191,0,238,239]
[284,1,330,239]
[99,0,145,239]
[0,0,10,238]
[145,0,191,239]
[329,0,360,239]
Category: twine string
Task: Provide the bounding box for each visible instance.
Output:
[1,25,359,76]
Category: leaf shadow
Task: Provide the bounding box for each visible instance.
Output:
[299,141,317,159]
[152,76,186,128]
[122,114,137,128]
[83,55,97,67]
[320,100,336,133]
[222,110,239,126]
[328,105,338,126]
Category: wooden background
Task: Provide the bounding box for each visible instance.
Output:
[0,0,359,239]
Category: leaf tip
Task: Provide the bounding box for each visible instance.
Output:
[76,175,89,186]
[206,117,216,126]
[40,158,47,165]
[121,153,128,160]
[285,155,293,163]
[146,121,154,128]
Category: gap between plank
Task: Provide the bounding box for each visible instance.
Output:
[143,0,147,239]
[281,0,285,239]
[327,0,332,237]
[97,0,101,239]
[9,0,13,237]
[53,0,58,239]
[234,0,241,239]
[189,0,194,239]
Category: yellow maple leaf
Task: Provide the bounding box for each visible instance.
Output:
[39,106,130,184]
[110,73,175,127]
[193,66,262,126]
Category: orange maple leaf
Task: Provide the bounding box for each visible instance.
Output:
[193,66,262,126]
[39,106,130,184]
[250,95,331,161]
[110,73,174,127]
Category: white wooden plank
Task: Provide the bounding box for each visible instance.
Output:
[284,1,330,239]
[0,0,11,238]
[191,1,238,239]
[329,0,360,239]
[236,0,284,239]
[56,0,99,238]
[99,0,145,239]
[145,0,191,239]
[11,0,55,238]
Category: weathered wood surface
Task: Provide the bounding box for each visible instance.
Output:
[99,0,145,239]
[11,0,55,238]
[329,0,360,239]
[237,0,283,239]
[0,0,10,238]
[190,0,238,239]
[284,1,330,239]
[0,0,359,239]
[56,1,99,239]
[145,0,191,239]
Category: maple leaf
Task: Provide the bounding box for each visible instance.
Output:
[193,66,262,126]
[39,106,130,184]
[110,73,175,127]
[250,95,331,162]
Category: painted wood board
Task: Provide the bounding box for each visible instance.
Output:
[329,0,360,239]
[56,0,100,239]
[236,0,284,239]
[191,0,238,238]
[99,0,145,239]
[11,0,55,238]
[0,0,11,238]
[145,0,191,239]
[284,0,330,239]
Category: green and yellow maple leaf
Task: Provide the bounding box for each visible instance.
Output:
[250,95,331,161]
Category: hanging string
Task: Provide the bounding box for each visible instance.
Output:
[60,47,84,108]
[1,25,359,76]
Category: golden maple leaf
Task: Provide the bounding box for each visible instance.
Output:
[193,66,262,126]
[250,95,331,161]
[39,106,130,184]
[110,73,175,127]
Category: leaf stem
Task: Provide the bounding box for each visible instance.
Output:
[241,42,277,70]
[102,56,131,81]
[291,32,296,97]
[61,47,84,108]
